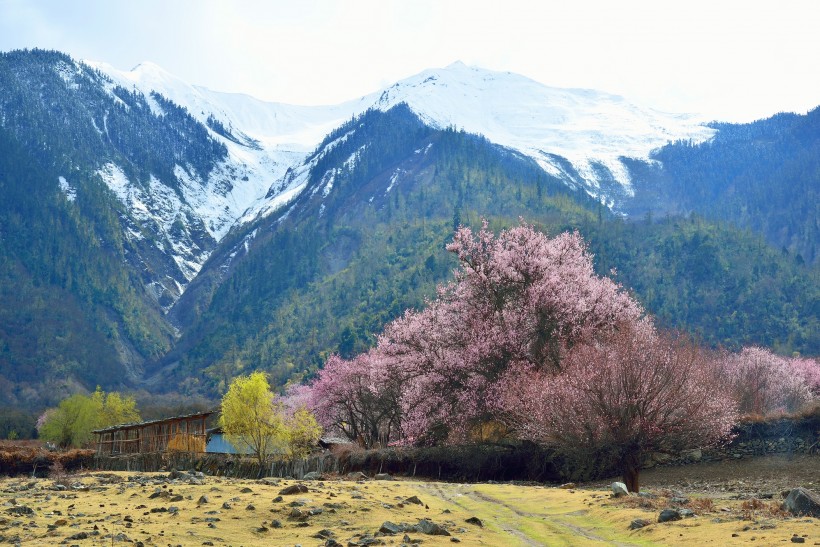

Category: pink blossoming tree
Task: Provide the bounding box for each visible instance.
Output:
[497,320,738,492]
[717,346,817,416]
[378,221,644,444]
[306,351,402,448]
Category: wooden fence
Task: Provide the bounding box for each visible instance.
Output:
[92,451,341,479]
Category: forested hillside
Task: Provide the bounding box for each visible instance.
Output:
[0,121,174,409]
[625,107,820,263]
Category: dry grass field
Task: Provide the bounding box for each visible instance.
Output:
[0,459,817,546]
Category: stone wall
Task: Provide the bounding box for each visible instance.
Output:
[92,451,339,480]
[647,413,819,468]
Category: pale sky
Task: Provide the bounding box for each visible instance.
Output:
[1,0,818,122]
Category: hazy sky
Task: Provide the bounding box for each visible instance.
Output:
[1,0,818,122]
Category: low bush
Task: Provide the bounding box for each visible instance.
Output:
[0,441,93,476]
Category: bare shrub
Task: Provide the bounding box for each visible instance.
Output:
[689,497,715,513]
[740,498,789,520]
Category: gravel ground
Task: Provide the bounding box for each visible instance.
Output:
[587,454,820,498]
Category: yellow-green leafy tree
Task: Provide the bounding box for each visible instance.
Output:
[287,406,323,459]
[38,387,140,448]
[220,371,321,465]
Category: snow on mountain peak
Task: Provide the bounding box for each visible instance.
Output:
[369,62,715,199]
[76,57,719,304]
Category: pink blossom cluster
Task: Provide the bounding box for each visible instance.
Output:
[716,346,818,416]
[305,350,402,448]
[496,319,738,491]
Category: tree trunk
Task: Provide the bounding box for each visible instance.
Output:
[621,452,641,493]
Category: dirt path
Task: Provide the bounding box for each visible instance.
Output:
[418,481,644,546]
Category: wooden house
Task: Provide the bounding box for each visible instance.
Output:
[93,411,215,455]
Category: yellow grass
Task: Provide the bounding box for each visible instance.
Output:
[0,472,816,546]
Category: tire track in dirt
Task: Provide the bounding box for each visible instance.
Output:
[417,482,542,546]
[418,482,641,547]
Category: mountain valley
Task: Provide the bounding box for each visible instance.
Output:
[0,49,817,418]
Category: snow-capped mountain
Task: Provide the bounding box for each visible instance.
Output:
[31,56,713,311]
[368,62,715,203]
[91,60,715,236]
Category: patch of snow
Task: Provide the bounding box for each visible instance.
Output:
[57,176,76,202]
[385,169,402,194]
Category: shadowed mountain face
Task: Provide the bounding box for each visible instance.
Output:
[0,49,816,410]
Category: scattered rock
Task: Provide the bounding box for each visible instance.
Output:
[288,508,309,521]
[279,484,309,495]
[379,521,402,535]
[66,532,89,540]
[404,495,423,505]
[196,495,209,505]
[374,473,395,481]
[302,471,323,480]
[782,487,820,518]
[270,519,282,528]
[630,518,651,530]
[6,505,33,516]
[346,472,369,481]
[313,528,335,538]
[559,482,576,489]
[258,477,280,486]
[611,482,629,497]
[790,536,805,543]
[272,495,283,502]
[221,502,232,510]
[465,516,483,527]
[348,533,384,545]
[658,508,682,523]
[240,487,253,493]
[680,448,702,462]
[414,518,450,536]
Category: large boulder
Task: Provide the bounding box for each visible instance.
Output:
[658,509,682,523]
[278,484,309,495]
[782,487,820,517]
[611,482,629,497]
[414,518,451,536]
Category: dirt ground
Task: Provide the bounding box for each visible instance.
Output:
[588,454,820,498]
[0,454,817,546]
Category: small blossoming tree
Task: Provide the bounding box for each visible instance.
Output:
[498,321,737,492]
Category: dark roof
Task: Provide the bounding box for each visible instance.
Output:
[318,436,353,447]
[92,410,216,434]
